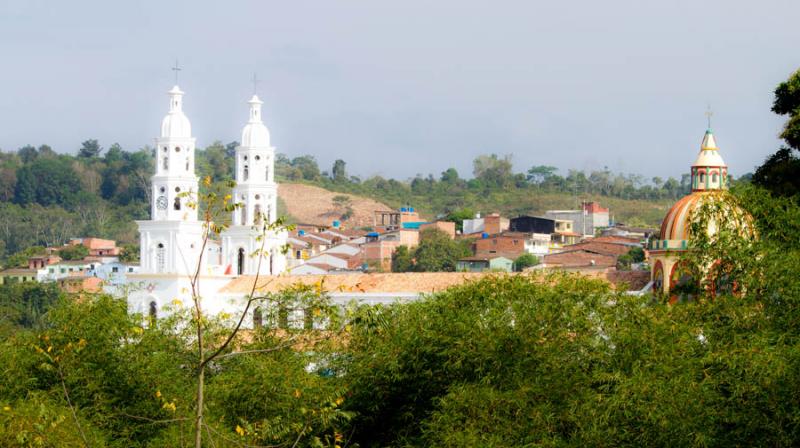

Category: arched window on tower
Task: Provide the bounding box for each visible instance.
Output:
[185,157,189,171]
[712,173,718,184]
[149,301,157,320]
[240,206,247,225]
[156,243,165,272]
[237,248,245,275]
[163,157,168,170]
[699,172,706,184]
[254,204,262,225]
[174,197,181,211]
[244,165,249,181]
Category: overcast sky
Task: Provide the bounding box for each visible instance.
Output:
[1,0,798,181]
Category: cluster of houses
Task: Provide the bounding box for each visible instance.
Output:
[281,201,655,278]
[0,238,139,293]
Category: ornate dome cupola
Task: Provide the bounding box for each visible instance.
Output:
[161,86,192,138]
[690,128,728,191]
[241,95,271,148]
[650,123,753,299]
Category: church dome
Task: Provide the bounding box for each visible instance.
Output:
[241,122,270,147]
[160,86,192,138]
[652,128,751,251]
[241,95,270,147]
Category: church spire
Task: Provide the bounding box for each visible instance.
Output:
[691,124,728,192]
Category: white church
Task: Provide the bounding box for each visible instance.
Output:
[125,83,288,318]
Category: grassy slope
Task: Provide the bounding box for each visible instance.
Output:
[281,180,673,228]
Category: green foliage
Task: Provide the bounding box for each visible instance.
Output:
[331,159,348,183]
[513,253,538,271]
[78,139,102,158]
[343,268,800,447]
[443,208,475,232]
[5,245,46,268]
[392,228,472,272]
[118,243,139,263]
[772,68,800,150]
[58,244,89,261]
[754,67,800,198]
[0,282,63,328]
[14,157,82,207]
[391,245,414,272]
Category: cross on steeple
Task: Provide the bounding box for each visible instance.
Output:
[251,73,260,95]
[172,59,182,85]
[705,105,714,129]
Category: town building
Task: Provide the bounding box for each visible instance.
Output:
[545,202,610,237]
[456,255,514,272]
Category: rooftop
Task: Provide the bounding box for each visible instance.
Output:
[220,272,497,294]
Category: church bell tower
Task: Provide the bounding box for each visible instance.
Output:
[220,89,287,276]
[136,84,205,276]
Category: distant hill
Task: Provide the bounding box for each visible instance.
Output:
[278,183,393,228]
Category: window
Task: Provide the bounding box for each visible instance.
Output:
[162,157,168,170]
[241,206,247,225]
[244,165,249,181]
[185,158,189,171]
[254,204,262,225]
[174,197,181,210]
[712,173,718,183]
[175,146,181,152]
[112,266,119,273]
[128,267,134,273]
[255,155,261,161]
[699,172,706,184]
[156,243,166,272]
[149,301,157,319]
[237,248,245,275]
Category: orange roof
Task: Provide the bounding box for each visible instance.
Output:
[220,272,499,294]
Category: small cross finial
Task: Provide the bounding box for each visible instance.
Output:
[251,73,260,95]
[172,59,182,85]
[705,105,713,129]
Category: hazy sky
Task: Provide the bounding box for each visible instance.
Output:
[1,0,798,181]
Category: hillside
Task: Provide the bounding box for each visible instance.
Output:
[278,183,393,228]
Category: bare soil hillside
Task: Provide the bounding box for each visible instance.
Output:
[278,183,393,228]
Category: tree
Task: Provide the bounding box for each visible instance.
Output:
[472,154,513,188]
[78,139,102,158]
[58,244,89,261]
[391,245,414,272]
[754,67,800,198]
[440,168,461,184]
[14,157,82,206]
[513,253,538,271]
[772,68,800,150]
[292,155,321,181]
[332,159,348,183]
[17,145,38,164]
[444,208,476,232]
[411,228,471,272]
[526,165,558,186]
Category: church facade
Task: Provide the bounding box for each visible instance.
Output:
[125,84,287,318]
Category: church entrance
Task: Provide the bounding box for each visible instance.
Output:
[237,248,245,275]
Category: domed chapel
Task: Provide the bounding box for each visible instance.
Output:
[649,126,753,299]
